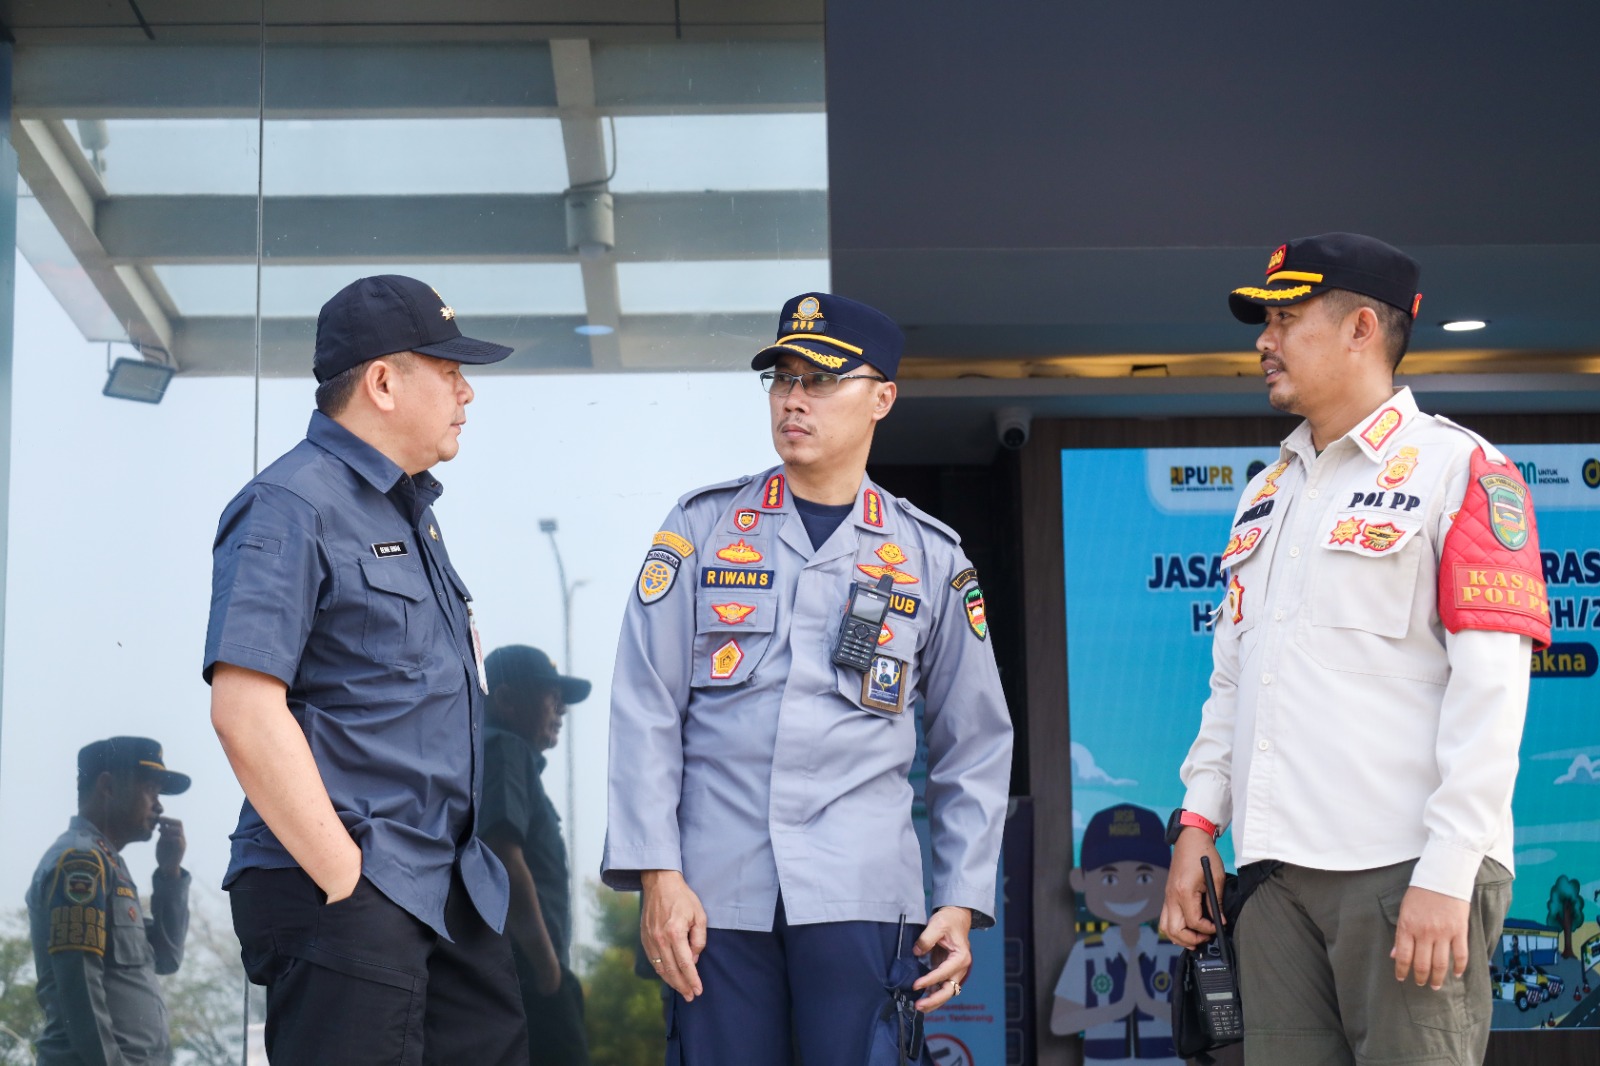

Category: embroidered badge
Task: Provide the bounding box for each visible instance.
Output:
[877,625,894,646]
[1360,407,1402,452]
[888,591,921,619]
[875,542,908,565]
[652,530,694,558]
[1222,528,1262,563]
[863,490,884,528]
[951,567,978,590]
[63,865,98,905]
[371,541,408,559]
[716,539,764,565]
[734,509,759,533]
[1092,971,1114,997]
[1359,522,1404,552]
[1236,498,1274,527]
[861,654,905,712]
[637,549,682,605]
[1250,462,1288,505]
[964,586,988,641]
[762,474,785,510]
[1480,473,1529,550]
[1377,446,1420,490]
[711,603,756,625]
[1265,244,1287,274]
[1226,574,1244,625]
[1328,517,1363,545]
[857,563,919,585]
[700,567,775,589]
[710,639,744,680]
[789,295,826,333]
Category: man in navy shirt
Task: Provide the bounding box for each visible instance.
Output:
[205,275,526,1065]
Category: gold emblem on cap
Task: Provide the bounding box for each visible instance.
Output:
[441,306,456,320]
[789,296,824,333]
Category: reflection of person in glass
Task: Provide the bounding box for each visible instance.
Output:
[1050,804,1182,1065]
[603,293,1014,1064]
[26,737,191,1066]
[481,645,592,1066]
[205,275,527,1065]
[1160,235,1549,1064]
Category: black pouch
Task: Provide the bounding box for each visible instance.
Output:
[1171,859,1280,1063]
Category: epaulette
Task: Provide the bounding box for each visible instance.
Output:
[1433,415,1507,464]
[896,497,962,545]
[677,473,755,510]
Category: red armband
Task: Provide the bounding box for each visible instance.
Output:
[1438,447,1551,650]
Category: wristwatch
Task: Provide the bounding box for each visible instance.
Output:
[1164,807,1220,846]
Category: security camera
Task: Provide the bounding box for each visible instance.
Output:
[996,407,1031,450]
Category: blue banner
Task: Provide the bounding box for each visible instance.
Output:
[1058,445,1600,1037]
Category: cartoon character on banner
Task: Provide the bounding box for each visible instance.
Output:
[1050,804,1184,1065]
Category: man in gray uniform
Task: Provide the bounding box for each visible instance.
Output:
[603,292,1013,1064]
[26,737,191,1066]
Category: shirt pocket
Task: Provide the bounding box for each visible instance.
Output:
[1299,510,1441,682]
[358,555,432,668]
[690,591,778,687]
[108,899,154,969]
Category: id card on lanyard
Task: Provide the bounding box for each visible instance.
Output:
[467,605,489,694]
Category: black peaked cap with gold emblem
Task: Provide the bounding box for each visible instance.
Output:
[751,292,905,381]
[313,274,514,382]
[1228,233,1422,325]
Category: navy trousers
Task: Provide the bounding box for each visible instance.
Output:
[669,899,929,1066]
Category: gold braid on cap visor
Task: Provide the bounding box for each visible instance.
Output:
[1231,284,1314,302]
[770,343,848,369]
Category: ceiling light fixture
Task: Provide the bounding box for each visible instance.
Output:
[574,324,614,336]
[1440,320,1488,332]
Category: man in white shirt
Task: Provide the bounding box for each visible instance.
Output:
[1158,233,1551,1065]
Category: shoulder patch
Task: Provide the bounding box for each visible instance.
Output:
[47,849,108,956]
[1438,448,1550,648]
[896,497,961,545]
[652,530,694,558]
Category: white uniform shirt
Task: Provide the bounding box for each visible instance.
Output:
[1181,388,1535,900]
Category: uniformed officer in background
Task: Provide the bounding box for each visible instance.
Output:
[482,644,593,1066]
[26,736,191,1066]
[603,292,1014,1064]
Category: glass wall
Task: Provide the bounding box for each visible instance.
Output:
[0,9,825,1062]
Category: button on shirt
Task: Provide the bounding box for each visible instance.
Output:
[204,411,507,937]
[1181,388,1532,901]
[603,470,1013,930]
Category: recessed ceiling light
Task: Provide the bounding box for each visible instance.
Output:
[574,324,614,336]
[1440,320,1488,332]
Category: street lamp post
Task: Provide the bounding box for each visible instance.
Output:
[539,518,587,916]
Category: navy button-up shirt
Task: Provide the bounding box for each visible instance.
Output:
[204,412,507,938]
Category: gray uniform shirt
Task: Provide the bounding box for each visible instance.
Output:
[26,816,190,1066]
[603,468,1013,930]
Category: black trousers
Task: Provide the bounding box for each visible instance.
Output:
[230,867,529,1066]
[511,950,590,1066]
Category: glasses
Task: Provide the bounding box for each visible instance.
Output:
[759,370,887,397]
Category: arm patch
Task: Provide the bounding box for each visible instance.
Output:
[47,849,108,956]
[1438,448,1551,649]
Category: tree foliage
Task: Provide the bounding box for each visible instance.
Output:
[1546,874,1586,959]
[579,883,666,1066]
[0,910,45,1066]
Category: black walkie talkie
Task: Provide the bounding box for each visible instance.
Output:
[1192,855,1243,1042]
[832,574,896,673]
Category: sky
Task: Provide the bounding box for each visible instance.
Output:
[0,252,792,951]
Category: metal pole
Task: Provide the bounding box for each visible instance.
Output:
[539,520,585,920]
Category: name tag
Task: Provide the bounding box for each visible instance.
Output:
[371,541,409,558]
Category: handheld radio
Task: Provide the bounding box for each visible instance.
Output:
[1191,855,1243,1042]
[832,574,895,673]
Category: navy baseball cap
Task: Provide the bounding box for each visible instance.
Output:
[751,292,906,381]
[313,274,514,383]
[78,737,191,795]
[485,645,592,706]
[1079,804,1170,870]
[1228,232,1422,325]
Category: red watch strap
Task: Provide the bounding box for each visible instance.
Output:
[1179,810,1219,839]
